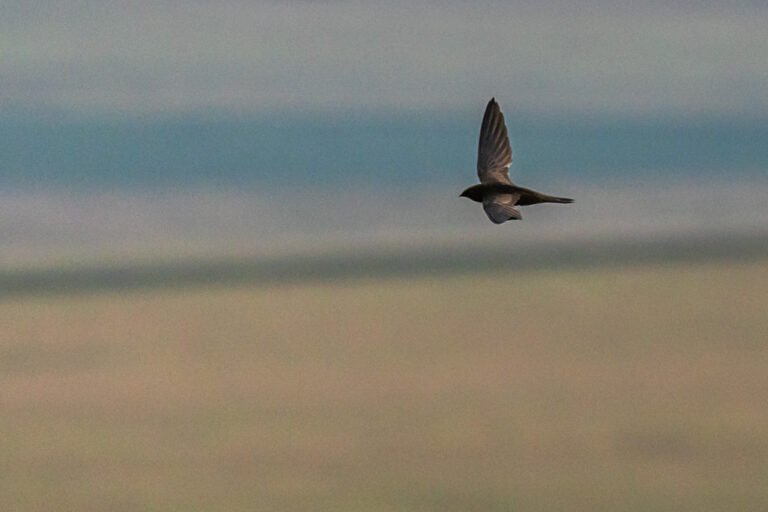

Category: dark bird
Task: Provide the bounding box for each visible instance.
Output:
[460,98,573,223]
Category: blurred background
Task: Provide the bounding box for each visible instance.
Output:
[1,1,767,510]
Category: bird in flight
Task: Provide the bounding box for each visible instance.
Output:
[460,98,573,223]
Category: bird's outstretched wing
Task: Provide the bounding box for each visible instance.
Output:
[477,98,513,185]
[483,194,522,223]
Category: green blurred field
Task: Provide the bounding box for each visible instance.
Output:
[2,259,768,511]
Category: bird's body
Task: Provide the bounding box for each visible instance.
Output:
[460,98,573,223]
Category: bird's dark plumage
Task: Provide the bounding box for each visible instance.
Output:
[461,98,573,224]
[477,98,513,186]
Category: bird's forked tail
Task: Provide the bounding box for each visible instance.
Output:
[543,195,574,204]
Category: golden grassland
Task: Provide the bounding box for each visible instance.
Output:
[1,259,768,511]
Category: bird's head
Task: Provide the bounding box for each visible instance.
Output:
[459,185,483,202]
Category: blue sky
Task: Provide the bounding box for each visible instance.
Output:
[2,1,768,267]
[4,1,768,117]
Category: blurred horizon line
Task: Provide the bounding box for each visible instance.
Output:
[2,228,767,299]
[2,179,768,272]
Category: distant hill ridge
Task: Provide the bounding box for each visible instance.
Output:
[2,231,767,298]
